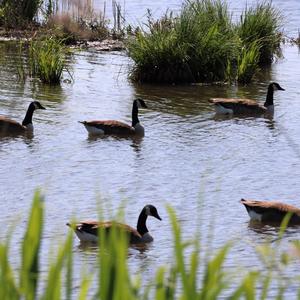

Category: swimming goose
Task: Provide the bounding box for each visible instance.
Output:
[0,101,46,135]
[241,199,300,224]
[67,204,162,244]
[79,98,147,136]
[209,82,284,115]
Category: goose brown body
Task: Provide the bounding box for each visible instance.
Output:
[209,82,284,115]
[209,98,267,114]
[0,117,27,134]
[79,120,135,135]
[0,101,46,135]
[69,220,142,243]
[241,199,300,224]
[80,98,147,136]
[67,204,162,244]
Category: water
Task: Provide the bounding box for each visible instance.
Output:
[1,0,300,298]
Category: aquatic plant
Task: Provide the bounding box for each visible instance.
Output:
[0,0,42,28]
[28,37,69,84]
[0,191,300,299]
[127,0,283,84]
[46,0,110,44]
[127,0,237,84]
[236,1,283,65]
[234,41,261,84]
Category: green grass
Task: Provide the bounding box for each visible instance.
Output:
[0,0,42,28]
[236,1,283,65]
[29,37,65,84]
[235,41,261,84]
[127,0,283,84]
[0,192,299,299]
[17,37,70,84]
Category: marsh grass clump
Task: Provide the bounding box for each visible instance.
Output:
[28,37,70,84]
[128,11,191,83]
[0,0,110,45]
[235,41,261,84]
[237,1,283,65]
[0,0,42,28]
[127,0,283,84]
[128,1,237,84]
[45,0,110,43]
[46,13,109,44]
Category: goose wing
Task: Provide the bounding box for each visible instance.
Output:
[209,98,266,114]
[75,220,142,239]
[0,116,25,134]
[80,120,135,134]
[240,199,300,216]
[209,98,258,105]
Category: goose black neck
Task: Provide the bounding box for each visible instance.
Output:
[22,103,35,126]
[132,101,140,127]
[264,85,274,107]
[136,209,148,235]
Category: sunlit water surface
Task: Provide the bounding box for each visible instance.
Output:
[1,0,300,298]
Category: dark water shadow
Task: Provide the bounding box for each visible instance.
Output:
[29,80,68,103]
[210,112,276,130]
[0,130,34,141]
[212,112,274,121]
[85,134,144,156]
[77,240,152,255]
[87,133,143,145]
[247,220,300,242]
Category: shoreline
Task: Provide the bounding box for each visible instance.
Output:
[0,27,126,51]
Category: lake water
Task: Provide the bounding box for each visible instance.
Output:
[1,0,300,298]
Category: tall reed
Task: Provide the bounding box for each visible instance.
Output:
[127,0,283,84]
[235,41,261,84]
[237,1,283,65]
[1,192,299,299]
[0,0,42,27]
[29,37,69,84]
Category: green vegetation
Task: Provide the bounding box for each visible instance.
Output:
[127,0,283,84]
[0,0,42,28]
[0,0,110,44]
[46,13,109,44]
[17,37,70,84]
[237,1,282,65]
[29,37,69,84]
[1,191,300,299]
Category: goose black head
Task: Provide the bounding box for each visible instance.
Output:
[135,98,148,109]
[271,82,285,91]
[32,101,46,110]
[144,204,162,220]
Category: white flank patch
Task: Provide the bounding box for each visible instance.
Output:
[75,230,98,243]
[84,125,105,135]
[248,210,262,221]
[214,104,234,115]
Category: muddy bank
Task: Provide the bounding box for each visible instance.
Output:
[0,27,126,51]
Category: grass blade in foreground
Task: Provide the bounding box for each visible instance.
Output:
[0,243,19,300]
[41,233,73,300]
[97,220,136,300]
[20,190,44,300]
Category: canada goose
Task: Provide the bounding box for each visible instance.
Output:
[209,82,285,115]
[67,204,162,244]
[79,98,148,136]
[240,199,300,224]
[0,101,46,135]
